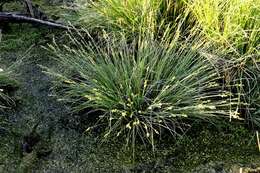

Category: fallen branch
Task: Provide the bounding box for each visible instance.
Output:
[0,12,70,30]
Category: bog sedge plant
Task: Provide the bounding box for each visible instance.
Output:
[47,33,240,152]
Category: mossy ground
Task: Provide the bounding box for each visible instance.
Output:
[0,6,259,173]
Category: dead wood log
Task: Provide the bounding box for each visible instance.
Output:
[0,12,70,30]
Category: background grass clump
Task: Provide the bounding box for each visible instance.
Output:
[75,0,191,38]
[187,0,260,56]
[186,0,260,129]
[76,0,161,34]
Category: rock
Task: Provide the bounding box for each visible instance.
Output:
[230,165,260,173]
[192,162,227,173]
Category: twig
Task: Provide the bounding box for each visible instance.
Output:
[257,131,260,152]
[0,12,70,30]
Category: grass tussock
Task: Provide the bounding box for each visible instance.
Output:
[46,33,242,150]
